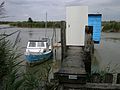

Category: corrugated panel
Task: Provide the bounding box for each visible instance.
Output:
[88,15,102,44]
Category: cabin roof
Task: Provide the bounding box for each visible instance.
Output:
[29,40,47,42]
[29,38,49,42]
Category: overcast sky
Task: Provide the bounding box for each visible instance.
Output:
[0,0,120,21]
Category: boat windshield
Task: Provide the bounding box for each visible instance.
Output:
[29,42,36,47]
[37,42,45,47]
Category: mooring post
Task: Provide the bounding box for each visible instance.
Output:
[61,21,66,62]
[117,73,120,84]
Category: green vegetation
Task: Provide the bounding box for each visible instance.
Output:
[0,36,23,90]
[9,21,61,28]
[28,17,33,23]
[0,21,13,24]
[1,20,120,32]
[0,17,61,28]
[0,20,61,28]
[0,33,58,90]
[0,2,57,90]
[102,21,120,32]
[91,61,120,83]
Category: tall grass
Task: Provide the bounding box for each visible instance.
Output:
[9,21,61,28]
[0,36,24,90]
[0,34,58,90]
[91,61,120,83]
[102,21,120,32]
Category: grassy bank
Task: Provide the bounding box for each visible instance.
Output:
[1,21,120,32]
[102,21,120,32]
[0,21,61,28]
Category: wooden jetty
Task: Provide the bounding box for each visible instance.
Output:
[53,20,120,90]
[55,46,86,84]
[54,17,92,87]
[53,6,120,90]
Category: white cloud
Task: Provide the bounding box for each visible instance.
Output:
[1,0,120,21]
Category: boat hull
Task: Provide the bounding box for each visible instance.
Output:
[25,51,53,63]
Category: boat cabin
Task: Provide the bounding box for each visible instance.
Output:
[27,40,48,49]
[26,39,51,54]
[24,38,53,62]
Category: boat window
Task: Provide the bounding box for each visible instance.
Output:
[29,42,36,47]
[38,42,44,47]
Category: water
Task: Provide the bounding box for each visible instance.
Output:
[1,25,120,76]
[93,32,120,73]
[0,25,61,81]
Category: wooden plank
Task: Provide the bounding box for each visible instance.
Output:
[64,83,120,89]
[61,21,66,62]
[59,47,86,74]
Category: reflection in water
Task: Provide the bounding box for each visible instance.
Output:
[91,49,101,73]
[23,28,61,82]
[26,60,53,81]
[28,30,33,38]
[0,27,61,83]
[93,32,120,73]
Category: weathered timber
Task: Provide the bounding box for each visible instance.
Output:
[61,21,66,62]
[55,47,86,84]
[63,83,120,90]
[104,73,113,83]
[60,47,86,74]
[83,51,91,74]
[117,73,120,84]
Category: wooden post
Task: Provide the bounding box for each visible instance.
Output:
[91,73,101,83]
[117,73,120,84]
[104,73,113,83]
[61,21,66,62]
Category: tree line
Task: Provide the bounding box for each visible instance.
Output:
[102,21,120,32]
[0,17,61,28]
[9,21,61,28]
[0,20,120,32]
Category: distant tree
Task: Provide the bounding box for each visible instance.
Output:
[113,22,120,32]
[28,17,33,23]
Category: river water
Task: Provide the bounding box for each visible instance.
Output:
[92,32,120,74]
[0,25,120,77]
[0,25,61,81]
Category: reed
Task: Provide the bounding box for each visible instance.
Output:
[0,32,58,90]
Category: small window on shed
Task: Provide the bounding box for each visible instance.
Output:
[29,42,36,47]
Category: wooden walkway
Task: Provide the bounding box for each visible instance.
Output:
[59,46,86,74]
[55,46,86,84]
[53,21,120,90]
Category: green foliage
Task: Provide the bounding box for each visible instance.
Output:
[28,17,33,23]
[90,62,120,82]
[0,39,9,79]
[25,60,59,90]
[102,21,120,32]
[0,34,58,90]
[22,72,40,90]
[9,21,61,28]
[0,37,24,90]
[3,68,24,90]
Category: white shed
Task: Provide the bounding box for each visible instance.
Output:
[66,6,88,46]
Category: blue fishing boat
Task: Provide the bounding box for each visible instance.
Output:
[25,38,53,63]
